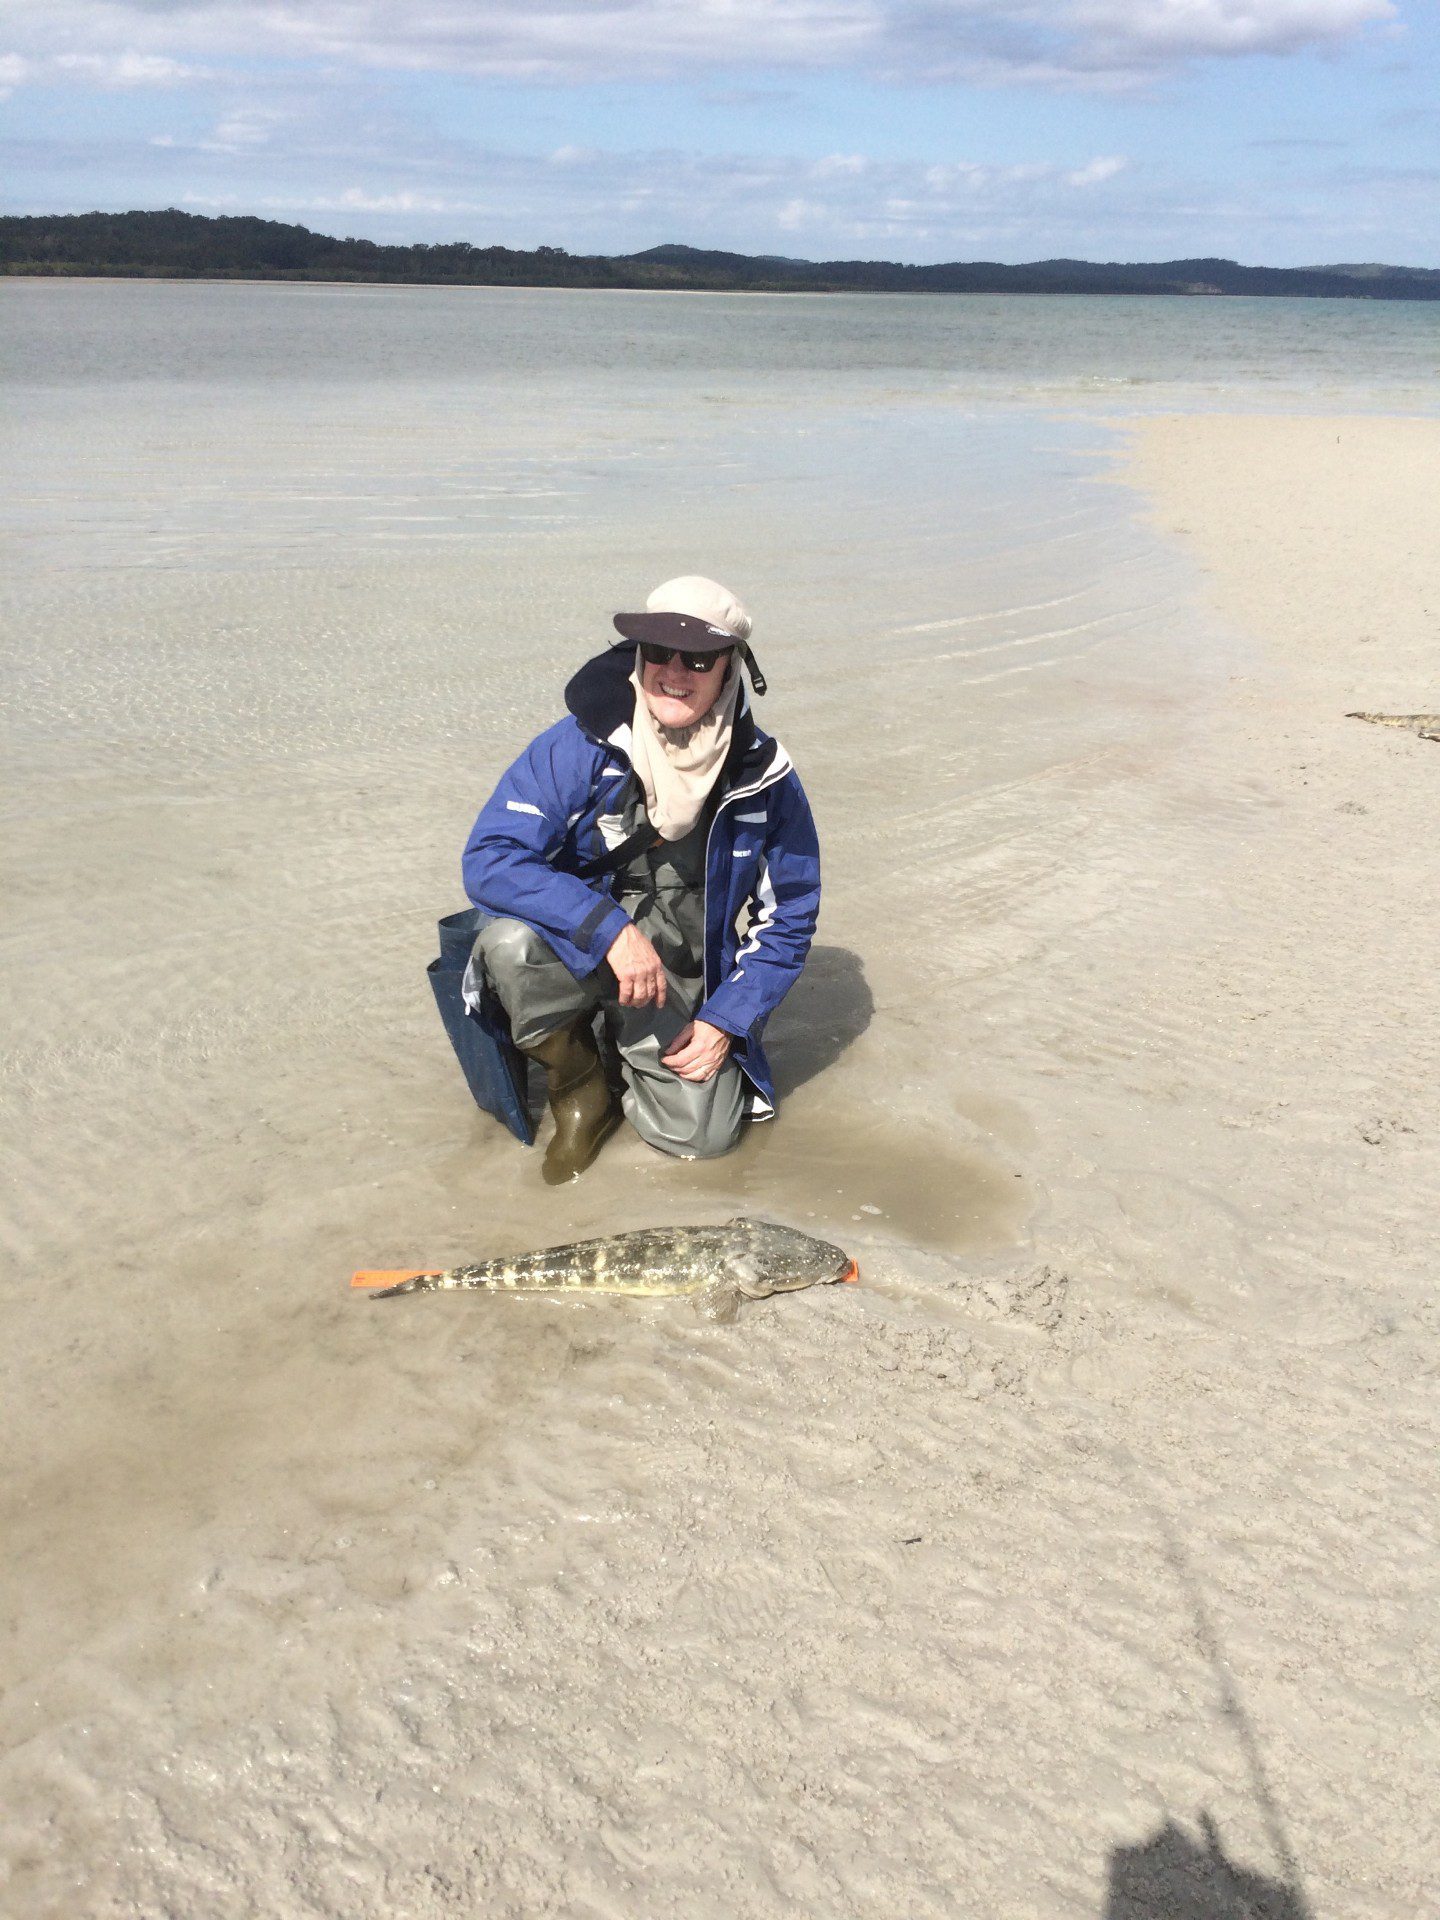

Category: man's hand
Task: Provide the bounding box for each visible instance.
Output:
[605,922,667,1007]
[661,1019,732,1083]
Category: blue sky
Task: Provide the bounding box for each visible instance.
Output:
[2,2,1437,265]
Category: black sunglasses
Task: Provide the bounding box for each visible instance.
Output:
[638,641,732,673]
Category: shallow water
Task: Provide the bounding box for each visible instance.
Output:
[0,299,1213,1285]
[5,277,1437,406]
[0,280,1220,1709]
[4,283,1426,1917]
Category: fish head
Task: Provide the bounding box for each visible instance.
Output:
[727,1219,857,1297]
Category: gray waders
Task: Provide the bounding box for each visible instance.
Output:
[469,793,745,1179]
[473,916,745,1179]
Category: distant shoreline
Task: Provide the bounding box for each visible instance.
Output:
[0,270,1420,305]
[0,268,1197,297]
[4,211,1438,301]
[5,273,824,298]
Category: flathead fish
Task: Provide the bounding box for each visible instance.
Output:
[1346,712,1440,740]
[352,1217,858,1321]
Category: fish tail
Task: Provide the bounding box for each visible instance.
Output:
[356,1259,561,1296]
[351,1268,445,1297]
[370,1274,440,1299]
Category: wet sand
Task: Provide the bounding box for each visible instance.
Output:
[3,382,1438,1915]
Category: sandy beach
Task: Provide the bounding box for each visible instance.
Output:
[2,278,1436,1917]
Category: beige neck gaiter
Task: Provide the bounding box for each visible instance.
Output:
[627,661,741,842]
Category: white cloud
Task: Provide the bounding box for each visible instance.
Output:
[122,128,1437,266]
[1065,0,1394,60]
[919,158,1078,192]
[1,47,206,90]
[658,146,1138,250]
[155,137,1137,256]
[205,109,281,150]
[53,51,201,86]
[1066,153,1128,185]
[183,188,487,216]
[329,187,477,213]
[149,106,289,153]
[0,0,1398,91]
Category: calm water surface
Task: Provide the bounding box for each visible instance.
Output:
[2,278,1433,1920]
[3,277,1437,404]
[3,278,1433,583]
[1,274,1259,1263]
[0,277,1423,1252]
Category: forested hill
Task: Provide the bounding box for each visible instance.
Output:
[3,210,1438,300]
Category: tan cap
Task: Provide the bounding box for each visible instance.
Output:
[612,574,752,652]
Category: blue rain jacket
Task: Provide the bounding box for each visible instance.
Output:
[462,647,820,1116]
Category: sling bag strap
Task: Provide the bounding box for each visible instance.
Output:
[573,820,661,882]
[572,772,660,882]
[572,755,744,885]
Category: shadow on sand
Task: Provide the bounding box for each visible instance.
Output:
[1106,1811,1313,1919]
[764,943,875,1098]
[1106,1513,1314,1918]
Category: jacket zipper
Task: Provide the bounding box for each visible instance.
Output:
[589,729,790,1006]
[700,754,792,1002]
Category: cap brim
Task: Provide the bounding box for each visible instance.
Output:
[612,611,737,652]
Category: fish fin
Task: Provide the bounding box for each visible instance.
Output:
[724,1251,767,1299]
[694,1279,743,1324]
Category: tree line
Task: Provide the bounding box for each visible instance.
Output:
[3,210,1437,300]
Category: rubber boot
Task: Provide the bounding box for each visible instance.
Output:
[522,1016,621,1184]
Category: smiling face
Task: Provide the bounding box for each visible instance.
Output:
[638,647,733,730]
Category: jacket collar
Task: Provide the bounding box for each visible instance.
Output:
[564,645,771,789]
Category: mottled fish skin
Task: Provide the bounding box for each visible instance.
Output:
[1346,712,1440,740]
[370,1217,852,1308]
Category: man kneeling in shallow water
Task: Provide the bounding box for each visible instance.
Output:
[461,575,821,1182]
